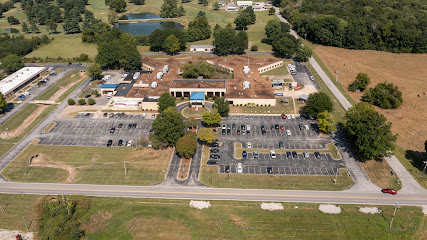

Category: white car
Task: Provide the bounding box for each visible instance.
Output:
[237,163,243,173]
[291,114,295,119]
[246,125,250,131]
[247,142,251,149]
[287,115,292,120]
[286,130,291,136]
[127,140,133,147]
[310,76,315,81]
[270,150,276,159]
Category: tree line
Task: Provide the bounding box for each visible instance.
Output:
[0,0,15,18]
[0,34,50,58]
[277,0,426,53]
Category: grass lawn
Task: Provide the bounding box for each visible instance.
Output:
[394,145,427,189]
[57,78,86,103]
[201,143,352,190]
[230,98,295,114]
[1,145,173,185]
[260,65,290,76]
[182,107,209,118]
[36,70,81,100]
[360,159,402,190]
[0,194,425,239]
[0,104,38,132]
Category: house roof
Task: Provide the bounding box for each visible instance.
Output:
[190,92,205,101]
[190,45,214,49]
[299,94,309,100]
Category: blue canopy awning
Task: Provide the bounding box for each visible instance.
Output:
[190,92,205,101]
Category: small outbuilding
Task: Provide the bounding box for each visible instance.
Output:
[281,98,290,104]
[272,79,284,89]
[298,94,309,102]
[190,44,214,52]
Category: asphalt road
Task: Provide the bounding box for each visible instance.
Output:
[0,182,426,206]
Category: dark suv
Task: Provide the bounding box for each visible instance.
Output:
[210,154,220,159]
[107,140,113,147]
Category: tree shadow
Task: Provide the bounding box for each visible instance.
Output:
[405,150,427,170]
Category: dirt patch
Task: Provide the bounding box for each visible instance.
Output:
[0,229,33,240]
[177,157,192,181]
[315,46,427,151]
[359,207,380,214]
[30,154,76,183]
[261,202,284,211]
[127,216,190,240]
[318,204,341,214]
[82,211,112,234]
[422,206,427,215]
[189,200,211,210]
[231,214,247,230]
[0,105,47,139]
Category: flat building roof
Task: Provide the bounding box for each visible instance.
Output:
[0,67,45,96]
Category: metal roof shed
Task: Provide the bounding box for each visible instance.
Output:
[299,94,309,101]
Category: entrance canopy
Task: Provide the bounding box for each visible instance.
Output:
[190,92,205,101]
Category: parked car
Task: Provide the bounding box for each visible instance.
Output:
[120,112,125,117]
[132,123,137,129]
[227,129,231,135]
[103,113,108,117]
[314,152,321,158]
[303,151,309,158]
[210,149,219,153]
[151,114,156,119]
[291,114,295,119]
[382,189,397,195]
[127,124,132,129]
[210,154,220,159]
[275,124,279,130]
[237,130,241,135]
[207,160,218,165]
[109,113,114,118]
[118,123,123,128]
[211,142,219,147]
[253,151,259,158]
[232,123,236,130]
[292,151,297,157]
[225,165,230,173]
[84,113,90,118]
[310,76,315,81]
[279,141,284,149]
[286,151,292,158]
[85,94,91,98]
[262,129,266,135]
[286,130,291,136]
[127,140,133,147]
[237,163,243,173]
[222,129,226,135]
[114,113,119,118]
[118,140,123,146]
[247,142,251,149]
[222,124,226,130]
[270,150,276,159]
[242,130,246,135]
[280,125,284,130]
[241,125,245,130]
[267,167,273,174]
[270,125,275,130]
[109,127,115,134]
[281,114,287,119]
[242,151,247,158]
[149,129,153,134]
[107,140,112,147]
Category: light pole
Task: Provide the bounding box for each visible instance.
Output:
[390,202,400,228]
[304,33,307,41]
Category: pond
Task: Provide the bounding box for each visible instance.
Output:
[5,28,19,33]
[117,14,185,36]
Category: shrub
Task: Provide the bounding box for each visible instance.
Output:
[87,98,96,105]
[251,45,258,51]
[67,98,75,105]
[362,82,403,109]
[256,104,259,106]
[78,99,86,105]
[349,73,370,92]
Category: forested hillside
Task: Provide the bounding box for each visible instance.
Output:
[278,0,426,53]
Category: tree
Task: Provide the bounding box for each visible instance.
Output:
[46,19,58,34]
[67,98,75,105]
[295,45,312,62]
[1,54,24,74]
[109,0,126,12]
[304,92,333,117]
[151,107,185,146]
[78,99,86,105]
[234,12,251,30]
[30,22,40,33]
[186,117,198,129]
[213,25,236,55]
[362,82,403,109]
[202,108,221,127]
[198,0,208,6]
[176,132,197,158]
[0,93,6,113]
[234,30,248,53]
[317,111,336,134]
[107,11,118,24]
[177,4,185,17]
[63,19,81,34]
[158,92,176,112]
[88,63,102,80]
[181,61,215,79]
[213,1,219,10]
[187,14,211,42]
[213,97,229,117]
[21,21,30,33]
[349,73,370,92]
[160,0,179,18]
[7,16,19,25]
[344,102,397,160]
[265,20,290,42]
[132,0,146,5]
[242,6,256,24]
[87,98,96,105]
[272,35,297,57]
[197,128,219,144]
[268,7,275,15]
[139,135,149,147]
[162,34,181,55]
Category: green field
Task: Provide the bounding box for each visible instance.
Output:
[200,145,353,190]
[36,69,80,100]
[0,104,38,132]
[230,98,295,114]
[394,145,427,189]
[1,145,173,185]
[260,65,290,76]
[0,194,425,239]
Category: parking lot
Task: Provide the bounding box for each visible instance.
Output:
[38,114,153,147]
[209,115,345,176]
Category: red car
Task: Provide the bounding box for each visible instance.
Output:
[281,114,287,119]
[280,125,284,130]
[382,189,397,195]
[237,130,241,135]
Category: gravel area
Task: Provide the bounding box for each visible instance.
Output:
[189,200,211,210]
[0,229,33,240]
[318,204,341,214]
[359,207,380,214]
[261,202,284,211]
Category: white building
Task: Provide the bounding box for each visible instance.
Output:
[237,1,253,8]
[113,99,139,108]
[0,67,45,98]
[190,44,214,52]
[243,66,250,74]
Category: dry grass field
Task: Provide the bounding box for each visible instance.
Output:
[315,46,427,152]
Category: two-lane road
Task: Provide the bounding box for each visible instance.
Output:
[0,182,426,206]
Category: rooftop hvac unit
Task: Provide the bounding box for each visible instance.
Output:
[133,72,141,80]
[156,72,163,80]
[162,65,169,73]
[151,81,158,89]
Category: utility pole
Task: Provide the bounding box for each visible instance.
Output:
[421,161,427,181]
[124,161,127,178]
[62,193,70,217]
[334,167,339,184]
[304,33,307,41]
[23,216,28,230]
[390,202,400,228]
